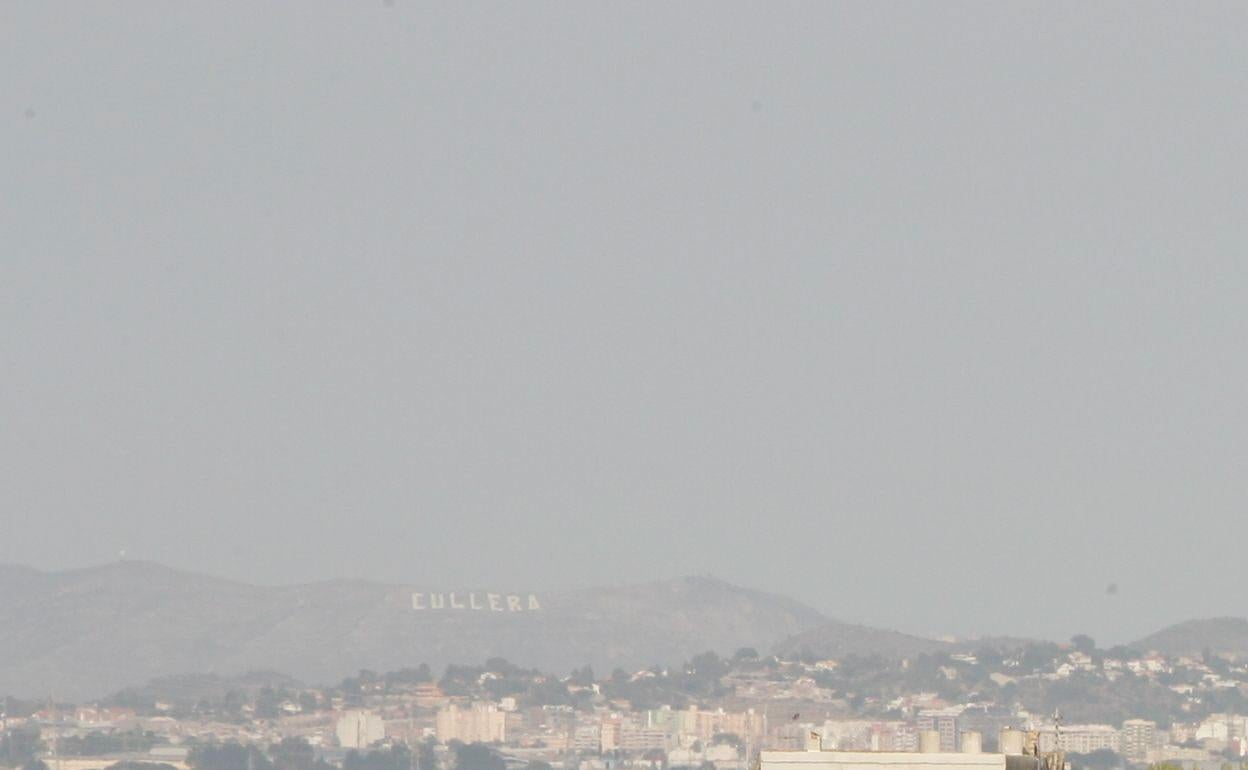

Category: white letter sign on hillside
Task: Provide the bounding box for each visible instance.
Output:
[412,592,542,611]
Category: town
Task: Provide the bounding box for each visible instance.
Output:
[4,639,1248,770]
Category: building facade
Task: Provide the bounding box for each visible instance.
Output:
[435,703,506,744]
[336,710,385,749]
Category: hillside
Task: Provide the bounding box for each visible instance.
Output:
[0,562,841,700]
[1132,617,1248,657]
[772,620,949,660]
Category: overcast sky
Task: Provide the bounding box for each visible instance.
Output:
[3,2,1246,646]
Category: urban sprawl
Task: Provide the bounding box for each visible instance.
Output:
[4,641,1248,770]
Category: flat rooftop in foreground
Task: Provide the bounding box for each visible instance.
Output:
[760,751,1009,770]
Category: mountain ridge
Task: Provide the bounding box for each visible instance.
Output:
[5,561,1242,701]
[0,562,839,700]
[1131,616,1248,657]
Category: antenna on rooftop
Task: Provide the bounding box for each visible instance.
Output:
[1046,709,1065,770]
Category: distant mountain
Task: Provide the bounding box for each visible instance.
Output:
[0,562,839,700]
[1132,617,1248,657]
[772,620,949,660]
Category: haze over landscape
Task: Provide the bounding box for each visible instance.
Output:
[1,560,1246,702]
[5,7,1248,770]
[3,0,1247,686]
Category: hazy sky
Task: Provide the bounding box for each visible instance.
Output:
[3,2,1246,646]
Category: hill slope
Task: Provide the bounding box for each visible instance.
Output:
[772,620,949,660]
[0,562,839,699]
[1132,617,1248,657]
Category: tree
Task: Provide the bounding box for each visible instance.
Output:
[1021,643,1062,672]
[403,741,436,770]
[190,742,274,770]
[297,693,320,713]
[221,690,249,720]
[1068,749,1120,770]
[570,666,595,687]
[254,687,285,719]
[271,738,315,770]
[451,743,504,770]
[975,647,1004,668]
[682,652,728,696]
[343,746,412,770]
[484,659,519,677]
[386,665,433,685]
[440,665,486,697]
[0,699,38,719]
[525,677,572,707]
[2,729,43,767]
[59,731,156,756]
[733,648,760,661]
[1071,635,1097,655]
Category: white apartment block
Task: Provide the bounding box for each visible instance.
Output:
[1037,725,1119,754]
[435,703,506,744]
[1120,720,1157,760]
